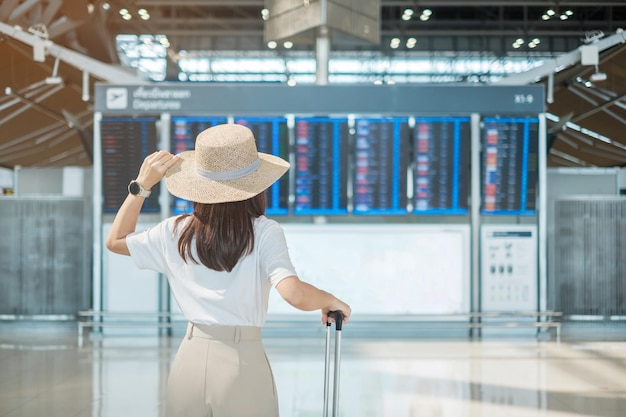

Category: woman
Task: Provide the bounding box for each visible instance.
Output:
[105,123,351,417]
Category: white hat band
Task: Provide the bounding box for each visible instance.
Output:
[195,157,261,181]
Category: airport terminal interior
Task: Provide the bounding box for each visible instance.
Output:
[2,1,626,416]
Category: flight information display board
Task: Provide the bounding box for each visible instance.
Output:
[413,117,471,215]
[481,117,539,215]
[353,117,410,215]
[101,117,159,213]
[234,117,290,215]
[294,117,349,215]
[170,116,228,214]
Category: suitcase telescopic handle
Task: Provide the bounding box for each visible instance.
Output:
[327,310,344,330]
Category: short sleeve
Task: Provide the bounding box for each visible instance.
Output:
[258,221,297,287]
[126,220,171,274]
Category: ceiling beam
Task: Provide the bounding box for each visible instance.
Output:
[492,29,626,86]
[0,22,147,84]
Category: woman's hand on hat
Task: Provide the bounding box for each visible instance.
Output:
[136,150,180,190]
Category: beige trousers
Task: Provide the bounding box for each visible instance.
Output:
[166,323,279,417]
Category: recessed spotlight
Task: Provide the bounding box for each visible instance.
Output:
[267,41,277,49]
[403,8,414,16]
[541,14,549,20]
[287,79,296,86]
[261,8,269,20]
[402,14,412,21]
[283,41,293,49]
[546,9,555,16]
[532,38,540,44]
[565,10,573,16]
[422,9,432,16]
[419,14,430,21]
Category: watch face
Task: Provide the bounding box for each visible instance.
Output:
[129,181,141,195]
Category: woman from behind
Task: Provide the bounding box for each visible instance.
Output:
[105,123,351,417]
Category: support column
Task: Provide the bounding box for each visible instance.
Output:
[316,25,330,85]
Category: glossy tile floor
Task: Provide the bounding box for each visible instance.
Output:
[1,323,626,417]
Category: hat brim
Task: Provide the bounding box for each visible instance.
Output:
[165,151,290,204]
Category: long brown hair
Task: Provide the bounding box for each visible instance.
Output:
[174,192,266,272]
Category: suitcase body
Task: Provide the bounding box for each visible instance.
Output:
[323,311,344,417]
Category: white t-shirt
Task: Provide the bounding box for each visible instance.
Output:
[126,215,297,326]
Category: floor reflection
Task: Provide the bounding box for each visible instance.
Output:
[1,325,626,417]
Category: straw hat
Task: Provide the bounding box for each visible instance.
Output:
[165,123,290,204]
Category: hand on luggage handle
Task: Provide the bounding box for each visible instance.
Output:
[327,310,344,330]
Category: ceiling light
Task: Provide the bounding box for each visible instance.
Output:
[565,10,573,16]
[121,13,131,20]
[102,2,110,11]
[267,41,277,49]
[406,38,417,48]
[422,9,432,16]
[261,8,269,20]
[546,9,555,16]
[390,38,401,49]
[138,9,150,20]
[119,8,129,15]
[515,38,524,44]
[403,8,414,16]
[419,14,430,21]
[283,41,293,49]
[541,14,549,20]
[287,78,296,86]
[374,80,383,85]
[532,38,540,44]
[401,14,412,21]
[512,43,521,49]
[560,14,568,20]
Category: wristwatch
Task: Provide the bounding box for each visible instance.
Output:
[128,180,151,198]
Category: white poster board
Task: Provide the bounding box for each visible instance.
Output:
[480,225,537,312]
[102,223,160,313]
[268,224,470,316]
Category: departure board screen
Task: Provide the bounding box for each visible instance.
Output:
[102,117,159,213]
[353,118,410,215]
[294,117,349,215]
[170,116,228,214]
[235,117,290,215]
[481,117,539,215]
[412,117,471,215]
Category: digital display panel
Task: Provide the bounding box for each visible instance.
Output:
[481,117,539,215]
[234,117,290,215]
[412,117,471,215]
[294,117,349,215]
[353,117,410,215]
[101,117,159,213]
[170,116,228,214]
